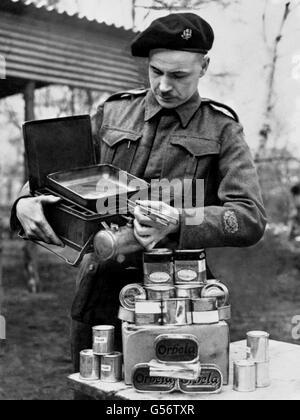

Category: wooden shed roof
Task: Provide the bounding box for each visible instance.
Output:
[0,0,142,98]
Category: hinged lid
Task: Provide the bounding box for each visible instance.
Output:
[23,115,96,193]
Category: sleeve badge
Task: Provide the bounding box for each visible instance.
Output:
[223,210,239,234]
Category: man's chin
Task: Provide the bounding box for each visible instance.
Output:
[156,97,178,109]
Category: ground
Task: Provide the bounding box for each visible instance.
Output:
[0,230,300,400]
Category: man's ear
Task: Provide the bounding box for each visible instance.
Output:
[199,56,210,78]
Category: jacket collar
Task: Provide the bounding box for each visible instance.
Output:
[144,89,202,128]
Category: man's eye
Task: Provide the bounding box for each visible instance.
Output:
[152,69,162,75]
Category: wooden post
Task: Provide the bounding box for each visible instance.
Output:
[23,81,40,293]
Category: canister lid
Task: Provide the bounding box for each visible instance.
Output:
[174,250,205,260]
[93,325,115,331]
[144,249,173,262]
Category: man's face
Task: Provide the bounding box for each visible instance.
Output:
[149,49,210,109]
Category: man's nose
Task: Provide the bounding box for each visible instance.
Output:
[159,77,172,93]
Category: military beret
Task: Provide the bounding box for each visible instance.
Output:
[131,13,214,57]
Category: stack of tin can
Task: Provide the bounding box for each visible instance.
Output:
[118,249,231,327]
[233,331,271,392]
[79,325,123,383]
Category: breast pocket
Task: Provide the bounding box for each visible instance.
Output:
[100,126,142,173]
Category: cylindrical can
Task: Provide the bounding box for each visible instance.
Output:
[119,284,146,310]
[162,299,192,326]
[255,361,271,388]
[118,306,135,323]
[176,284,203,299]
[246,331,269,362]
[192,298,217,312]
[79,350,100,381]
[92,325,115,355]
[143,249,174,286]
[233,360,256,392]
[174,250,207,284]
[135,300,164,326]
[100,352,123,383]
[145,285,176,301]
[201,281,229,308]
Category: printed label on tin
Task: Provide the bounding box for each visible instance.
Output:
[132,365,177,393]
[155,336,199,363]
[178,365,223,393]
[101,364,112,372]
[95,337,108,344]
[177,269,198,282]
[149,272,171,283]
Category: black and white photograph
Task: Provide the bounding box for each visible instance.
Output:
[0,0,300,403]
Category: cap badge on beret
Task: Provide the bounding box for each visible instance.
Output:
[182,29,193,40]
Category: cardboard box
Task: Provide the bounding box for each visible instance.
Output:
[122,322,230,385]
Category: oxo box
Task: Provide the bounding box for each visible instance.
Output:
[122,322,230,385]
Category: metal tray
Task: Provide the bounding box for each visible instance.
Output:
[47,164,149,212]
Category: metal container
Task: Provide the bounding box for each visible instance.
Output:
[143,249,174,286]
[145,285,176,301]
[118,306,135,323]
[79,350,100,381]
[135,300,164,326]
[218,305,232,321]
[100,352,123,383]
[178,365,223,394]
[233,360,256,392]
[201,281,229,308]
[192,298,217,312]
[155,334,200,364]
[174,250,207,284]
[255,361,271,388]
[132,363,177,393]
[246,331,270,362]
[119,284,146,310]
[92,325,115,355]
[162,299,192,326]
[176,284,203,299]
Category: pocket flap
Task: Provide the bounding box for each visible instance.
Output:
[101,126,142,147]
[171,136,220,157]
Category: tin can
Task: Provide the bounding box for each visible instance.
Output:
[174,250,207,284]
[135,300,164,326]
[246,331,269,362]
[201,281,229,308]
[143,249,174,286]
[118,306,135,323]
[132,363,177,393]
[178,364,223,394]
[92,325,115,355]
[218,305,232,322]
[255,361,271,388]
[119,284,146,310]
[145,285,176,301]
[162,299,192,326]
[233,360,256,392]
[176,284,203,299]
[155,334,200,364]
[79,350,100,381]
[100,352,123,383]
[192,298,217,312]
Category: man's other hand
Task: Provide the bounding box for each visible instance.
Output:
[16,195,64,247]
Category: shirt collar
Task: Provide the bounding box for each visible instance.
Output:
[144,90,202,128]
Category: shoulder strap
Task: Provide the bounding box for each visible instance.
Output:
[202,98,240,123]
[106,87,148,102]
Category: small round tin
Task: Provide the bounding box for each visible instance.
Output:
[233,360,256,392]
[246,331,270,363]
[255,361,271,388]
[79,350,100,381]
[174,250,207,284]
[144,249,174,286]
[135,300,164,326]
[176,284,203,299]
[201,281,229,308]
[192,298,217,312]
[119,284,146,310]
[92,325,115,355]
[100,352,123,383]
[118,306,135,323]
[162,299,192,326]
[145,285,176,301]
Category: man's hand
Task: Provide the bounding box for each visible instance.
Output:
[16,195,64,247]
[133,200,180,250]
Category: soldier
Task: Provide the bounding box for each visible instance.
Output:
[11,13,267,375]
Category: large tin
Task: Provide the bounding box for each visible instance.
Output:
[162,299,192,326]
[118,306,135,323]
[119,284,146,310]
[174,250,207,284]
[176,284,203,299]
[155,334,199,364]
[132,363,177,393]
[92,325,115,355]
[135,300,164,326]
[246,331,269,362]
[201,281,229,308]
[191,298,219,324]
[233,360,256,392]
[178,364,223,394]
[145,285,176,301]
[143,249,174,286]
[100,352,123,383]
[255,361,271,388]
[79,350,100,381]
